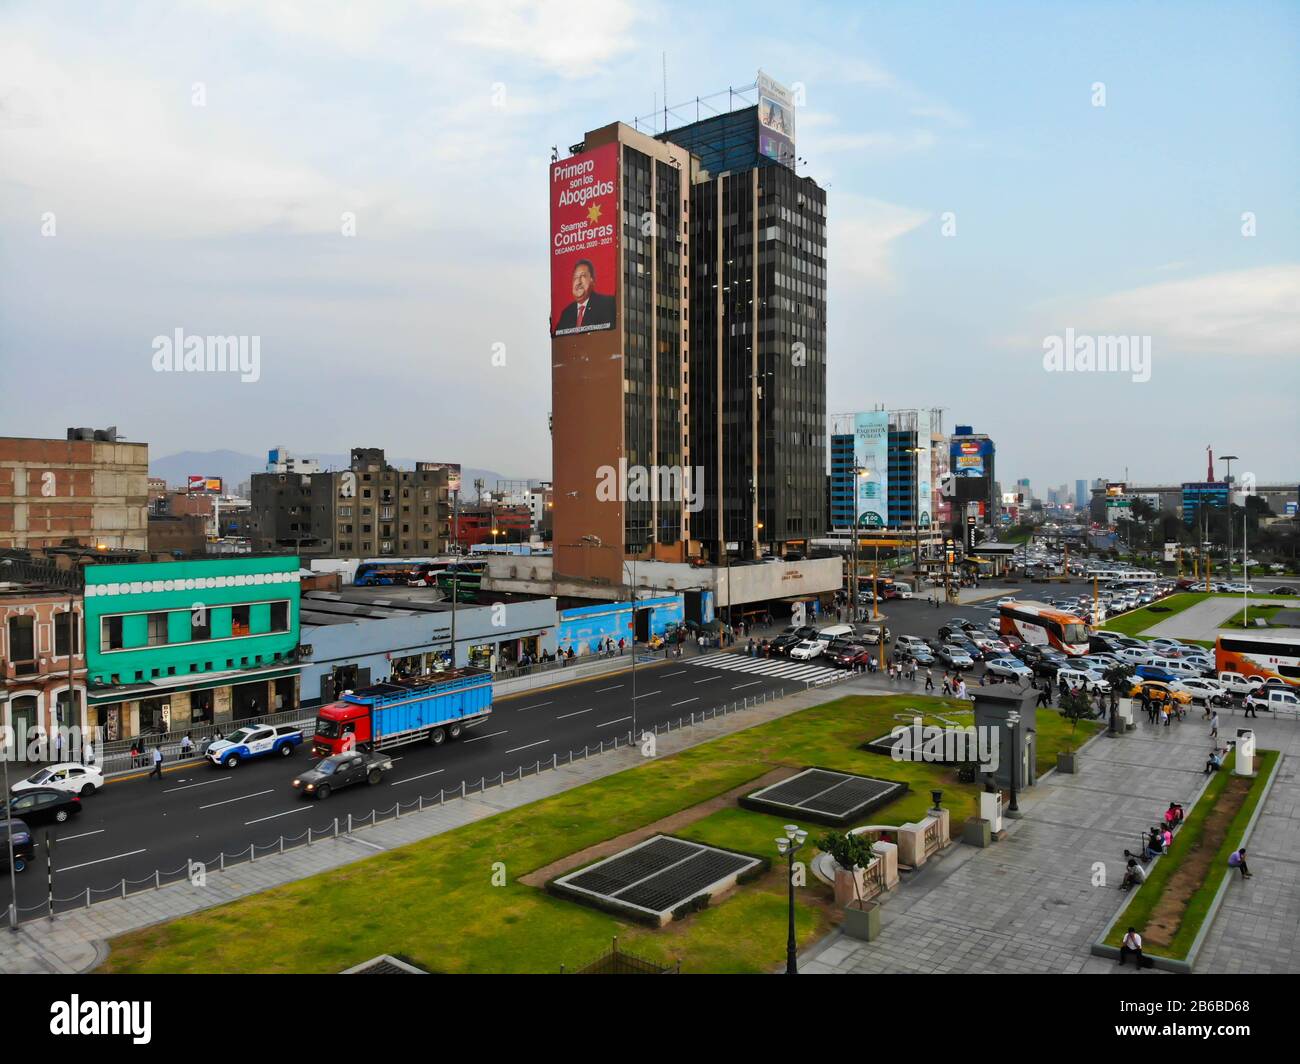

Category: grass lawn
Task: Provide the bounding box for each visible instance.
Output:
[1101,592,1210,637]
[100,694,1098,975]
[1104,749,1278,959]
[1221,604,1285,629]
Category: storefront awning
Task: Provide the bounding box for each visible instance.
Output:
[87,663,302,706]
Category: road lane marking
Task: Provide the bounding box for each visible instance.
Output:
[596,716,631,727]
[556,708,593,719]
[244,807,311,825]
[516,701,552,712]
[505,739,550,754]
[390,769,445,786]
[463,730,508,743]
[632,690,660,699]
[164,778,230,794]
[671,698,698,707]
[58,849,146,873]
[732,681,764,690]
[663,670,688,677]
[693,676,720,683]
[54,829,105,843]
[200,789,274,810]
[596,685,624,692]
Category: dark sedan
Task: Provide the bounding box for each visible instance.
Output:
[0,818,34,872]
[5,788,82,826]
[826,643,872,669]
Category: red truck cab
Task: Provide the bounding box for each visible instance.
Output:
[313,701,369,757]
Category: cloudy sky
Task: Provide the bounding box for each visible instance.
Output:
[1,0,1296,491]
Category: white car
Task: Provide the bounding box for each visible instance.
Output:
[10,762,104,798]
[985,656,1032,680]
[1172,678,1227,705]
[1116,646,1155,667]
[789,639,825,661]
[996,597,1017,607]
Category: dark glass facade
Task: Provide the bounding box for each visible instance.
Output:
[670,108,827,560]
[620,144,686,554]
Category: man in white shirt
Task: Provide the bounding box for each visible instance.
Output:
[1119,927,1145,967]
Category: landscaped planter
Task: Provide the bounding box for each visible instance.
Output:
[1057,751,1078,774]
[841,901,881,941]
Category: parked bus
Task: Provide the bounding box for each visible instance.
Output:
[1085,568,1158,586]
[998,600,1090,656]
[1214,634,1300,687]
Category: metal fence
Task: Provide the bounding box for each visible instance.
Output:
[4,684,801,929]
[565,936,679,974]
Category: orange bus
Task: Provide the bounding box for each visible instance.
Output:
[998,601,1090,656]
[1214,634,1300,687]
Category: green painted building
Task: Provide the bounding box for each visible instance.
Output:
[83,555,301,740]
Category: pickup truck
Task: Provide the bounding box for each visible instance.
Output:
[292,751,393,799]
[206,724,304,768]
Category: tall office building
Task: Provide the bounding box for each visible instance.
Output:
[1075,479,1087,509]
[550,74,826,586]
[948,426,998,532]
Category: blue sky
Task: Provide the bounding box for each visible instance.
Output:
[1,0,1296,491]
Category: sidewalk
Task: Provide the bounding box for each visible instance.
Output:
[798,708,1300,974]
[1142,595,1300,642]
[1,672,889,974]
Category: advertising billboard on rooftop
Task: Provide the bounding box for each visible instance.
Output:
[853,411,889,528]
[549,143,618,340]
[756,70,796,168]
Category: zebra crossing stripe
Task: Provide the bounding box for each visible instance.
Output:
[687,653,845,684]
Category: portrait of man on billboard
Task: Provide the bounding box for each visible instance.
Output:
[554,258,615,334]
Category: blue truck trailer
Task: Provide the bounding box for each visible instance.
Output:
[311,669,494,757]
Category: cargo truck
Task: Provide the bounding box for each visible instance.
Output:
[311,670,493,757]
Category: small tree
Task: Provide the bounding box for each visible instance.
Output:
[816,830,877,908]
[1059,688,1094,752]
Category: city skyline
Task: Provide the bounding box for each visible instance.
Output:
[2,1,1297,489]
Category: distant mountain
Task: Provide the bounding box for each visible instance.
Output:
[150,450,526,495]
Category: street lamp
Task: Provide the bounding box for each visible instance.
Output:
[774,823,809,974]
[1004,712,1021,815]
[1220,455,1239,576]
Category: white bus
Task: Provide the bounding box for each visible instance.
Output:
[1085,568,1158,586]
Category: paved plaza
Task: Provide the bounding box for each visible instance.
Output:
[800,703,1299,974]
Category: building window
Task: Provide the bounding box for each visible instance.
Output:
[270,600,289,632]
[231,605,251,637]
[192,607,211,641]
[147,612,169,647]
[101,615,124,652]
[55,611,79,656]
[7,616,35,674]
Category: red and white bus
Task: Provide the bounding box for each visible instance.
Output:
[998,601,1090,656]
[1214,634,1300,688]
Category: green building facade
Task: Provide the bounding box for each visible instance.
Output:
[83,555,301,741]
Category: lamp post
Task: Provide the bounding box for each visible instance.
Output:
[1004,712,1021,815]
[774,823,809,974]
[2,691,16,932]
[1221,455,1238,576]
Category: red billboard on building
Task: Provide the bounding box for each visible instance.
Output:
[549,143,618,338]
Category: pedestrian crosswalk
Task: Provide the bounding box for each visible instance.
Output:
[688,651,849,686]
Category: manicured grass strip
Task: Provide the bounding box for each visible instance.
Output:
[101,694,1095,975]
[1104,749,1278,959]
[1100,593,1209,637]
[1221,604,1284,629]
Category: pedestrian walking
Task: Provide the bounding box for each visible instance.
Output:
[130,740,142,769]
[1036,685,1050,708]
[149,743,164,780]
[1209,711,1219,740]
[924,669,934,692]
[1243,696,1257,719]
[180,732,194,758]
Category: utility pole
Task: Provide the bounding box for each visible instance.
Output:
[449,487,459,670]
[1221,455,1238,577]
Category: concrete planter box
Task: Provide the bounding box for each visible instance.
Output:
[1057,751,1078,774]
[841,901,881,942]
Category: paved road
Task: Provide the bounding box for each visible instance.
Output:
[1,653,817,919]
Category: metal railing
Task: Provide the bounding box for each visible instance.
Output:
[4,685,797,929]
